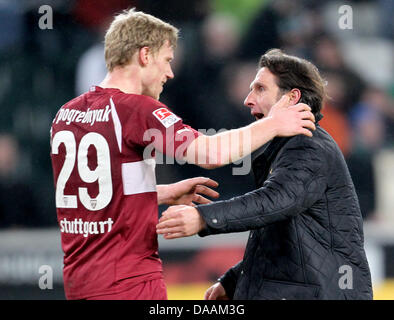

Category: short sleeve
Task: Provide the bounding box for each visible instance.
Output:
[123,95,201,159]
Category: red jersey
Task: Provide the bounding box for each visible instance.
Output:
[50,86,200,299]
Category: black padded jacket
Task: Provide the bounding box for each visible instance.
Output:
[197,126,373,300]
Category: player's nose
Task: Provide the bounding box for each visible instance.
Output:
[244,91,255,108]
[166,66,174,79]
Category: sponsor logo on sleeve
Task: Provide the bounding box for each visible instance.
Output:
[152,108,181,128]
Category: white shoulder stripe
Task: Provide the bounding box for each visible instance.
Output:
[110,97,122,153]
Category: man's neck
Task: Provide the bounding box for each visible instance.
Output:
[100,65,142,95]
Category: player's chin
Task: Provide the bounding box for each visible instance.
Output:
[156,88,163,100]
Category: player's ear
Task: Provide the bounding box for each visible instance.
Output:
[138,46,150,66]
[288,88,301,105]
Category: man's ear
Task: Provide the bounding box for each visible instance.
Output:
[289,88,301,105]
[138,46,150,66]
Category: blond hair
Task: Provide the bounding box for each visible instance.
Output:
[104,8,179,72]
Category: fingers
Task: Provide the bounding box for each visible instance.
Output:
[204,287,216,300]
[194,185,219,199]
[291,104,316,134]
[290,106,315,121]
[203,178,219,188]
[299,110,315,122]
[163,232,184,239]
[204,287,212,300]
[159,229,183,237]
[273,95,290,108]
[192,194,212,205]
[156,215,186,239]
[157,206,203,239]
[159,207,183,222]
[157,208,186,234]
[156,221,184,236]
[289,103,312,113]
[299,128,313,137]
[188,177,219,188]
[158,212,177,224]
[204,284,226,300]
[207,291,219,300]
[301,119,316,131]
[184,177,220,204]
[157,218,181,229]
[206,290,215,300]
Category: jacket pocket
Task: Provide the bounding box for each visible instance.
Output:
[258,279,320,300]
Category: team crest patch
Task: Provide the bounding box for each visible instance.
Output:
[152,108,181,128]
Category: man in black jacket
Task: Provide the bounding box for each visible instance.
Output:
[156,49,373,300]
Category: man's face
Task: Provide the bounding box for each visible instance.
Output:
[244,67,282,120]
[142,40,175,100]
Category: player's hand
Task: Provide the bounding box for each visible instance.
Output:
[268,95,316,137]
[166,177,219,206]
[204,282,229,300]
[156,205,205,239]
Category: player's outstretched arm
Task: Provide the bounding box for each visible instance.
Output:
[157,177,219,206]
[184,96,315,169]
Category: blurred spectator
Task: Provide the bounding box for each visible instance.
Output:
[0,134,39,228]
[238,0,323,60]
[319,71,352,157]
[73,0,137,95]
[138,0,210,24]
[72,0,135,30]
[193,12,242,129]
[378,0,394,39]
[159,38,197,121]
[237,0,286,59]
[312,34,366,114]
[75,42,106,96]
[200,12,240,64]
[346,87,389,220]
[0,1,23,52]
[199,12,240,82]
[349,87,393,149]
[356,87,394,144]
[205,60,256,130]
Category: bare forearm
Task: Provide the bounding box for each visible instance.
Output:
[157,185,171,205]
[185,117,277,168]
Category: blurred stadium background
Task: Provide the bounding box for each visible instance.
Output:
[0,0,393,300]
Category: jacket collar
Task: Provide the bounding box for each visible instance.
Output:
[252,136,291,165]
[315,112,323,123]
[251,136,291,187]
[251,111,322,167]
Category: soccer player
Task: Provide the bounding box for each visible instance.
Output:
[50,9,315,300]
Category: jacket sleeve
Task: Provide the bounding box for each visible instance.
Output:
[197,136,327,236]
[218,260,243,299]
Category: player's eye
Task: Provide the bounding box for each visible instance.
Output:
[257,85,264,91]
